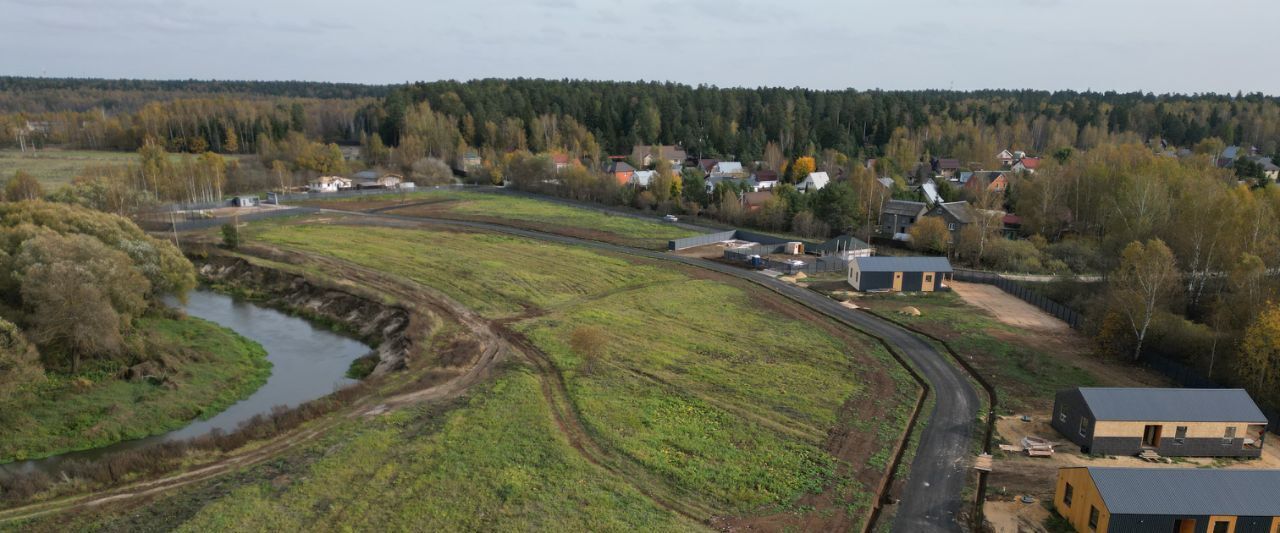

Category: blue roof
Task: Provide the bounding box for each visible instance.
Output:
[1086,467,1280,516]
[1076,388,1267,423]
[853,256,952,273]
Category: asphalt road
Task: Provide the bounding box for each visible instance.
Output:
[319,206,981,532]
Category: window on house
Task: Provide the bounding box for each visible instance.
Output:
[1213,520,1231,533]
[1079,417,1089,437]
[1088,506,1099,530]
[1224,426,1237,445]
[1058,408,1068,423]
[948,223,957,231]
[1174,426,1187,445]
[1063,483,1073,506]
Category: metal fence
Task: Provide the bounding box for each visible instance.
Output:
[1143,354,1279,432]
[951,268,1083,329]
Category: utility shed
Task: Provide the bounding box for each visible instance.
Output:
[1052,387,1269,458]
[848,256,952,292]
[1054,467,1280,533]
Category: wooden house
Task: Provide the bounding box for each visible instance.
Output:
[1054,467,1280,533]
[1051,388,1269,458]
[847,256,952,292]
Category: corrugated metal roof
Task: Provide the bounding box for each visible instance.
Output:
[1087,467,1280,516]
[853,256,952,273]
[1077,388,1267,422]
[882,199,928,216]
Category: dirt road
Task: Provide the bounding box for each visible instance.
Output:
[949,281,1071,333]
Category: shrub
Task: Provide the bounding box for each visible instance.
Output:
[221,223,240,249]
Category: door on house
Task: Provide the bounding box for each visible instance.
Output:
[1142,425,1162,448]
[892,272,903,291]
[922,273,935,292]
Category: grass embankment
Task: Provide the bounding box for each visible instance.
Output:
[851,291,1098,413]
[304,189,701,249]
[0,317,270,463]
[232,219,916,524]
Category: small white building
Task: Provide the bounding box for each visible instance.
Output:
[309,176,353,193]
[631,170,657,187]
[798,171,830,192]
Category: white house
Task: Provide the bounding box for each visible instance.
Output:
[798,171,830,192]
[631,170,657,187]
[309,176,353,193]
[710,161,745,176]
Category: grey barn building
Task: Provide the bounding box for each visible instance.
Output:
[1055,467,1280,533]
[847,256,952,292]
[1052,387,1269,458]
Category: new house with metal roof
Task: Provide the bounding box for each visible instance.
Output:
[847,256,952,292]
[1052,387,1270,458]
[1054,467,1280,532]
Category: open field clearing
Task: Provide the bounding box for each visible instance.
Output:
[0,317,269,463]
[303,189,701,249]
[0,149,142,189]
[239,216,917,527]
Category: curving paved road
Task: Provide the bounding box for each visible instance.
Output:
[318,206,981,532]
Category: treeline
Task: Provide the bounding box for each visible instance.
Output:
[0,77,390,113]
[2,96,374,153]
[377,79,1280,165]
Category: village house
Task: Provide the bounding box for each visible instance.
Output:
[709,161,745,177]
[630,170,657,187]
[997,149,1017,167]
[1050,387,1268,458]
[606,160,637,185]
[880,199,929,238]
[921,179,942,205]
[927,201,974,233]
[308,175,353,193]
[848,256,952,292]
[630,145,687,168]
[461,151,482,170]
[958,170,1009,193]
[798,171,830,192]
[932,157,962,178]
[705,174,748,194]
[748,170,780,191]
[1012,156,1042,173]
[353,170,404,189]
[551,153,573,172]
[742,191,773,212]
[1054,467,1280,533]
[698,158,719,173]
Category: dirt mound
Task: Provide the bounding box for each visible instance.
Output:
[899,306,922,317]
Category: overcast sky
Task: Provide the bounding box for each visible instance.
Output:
[3,0,1277,94]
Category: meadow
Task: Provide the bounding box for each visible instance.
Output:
[239,218,917,525]
[0,317,270,462]
[0,149,141,189]
[305,189,701,249]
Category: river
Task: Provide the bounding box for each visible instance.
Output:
[0,290,371,477]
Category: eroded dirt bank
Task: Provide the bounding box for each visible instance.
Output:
[193,249,414,376]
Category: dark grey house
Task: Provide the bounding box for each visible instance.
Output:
[879,199,928,239]
[1055,467,1280,533]
[926,200,974,234]
[847,256,952,292]
[1051,387,1269,458]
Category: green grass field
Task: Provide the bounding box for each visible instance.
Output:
[0,149,142,190]
[0,316,270,462]
[233,219,916,525]
[306,189,701,249]
[175,370,700,532]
